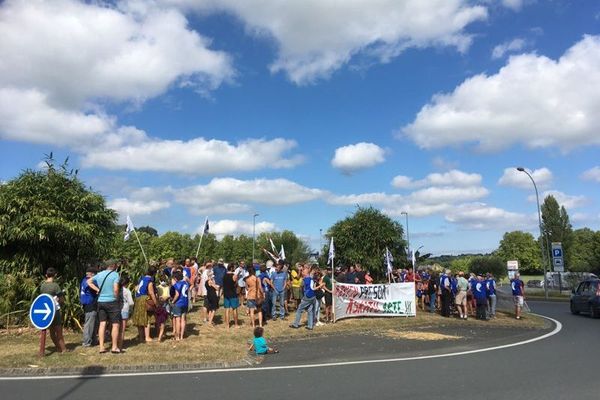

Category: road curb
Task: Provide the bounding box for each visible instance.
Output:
[0,356,259,378]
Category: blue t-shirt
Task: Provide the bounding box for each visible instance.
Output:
[440,274,449,290]
[450,278,458,295]
[511,279,524,296]
[213,264,227,286]
[272,271,287,292]
[182,267,192,281]
[79,277,96,305]
[253,336,268,355]
[486,279,496,296]
[259,272,271,292]
[173,280,189,309]
[473,281,488,300]
[303,276,315,298]
[136,275,152,297]
[92,270,120,303]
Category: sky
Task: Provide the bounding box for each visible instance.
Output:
[1,0,599,255]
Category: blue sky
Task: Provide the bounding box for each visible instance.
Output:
[1,0,599,255]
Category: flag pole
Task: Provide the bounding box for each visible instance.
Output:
[195,216,208,259]
[330,237,335,323]
[132,228,148,265]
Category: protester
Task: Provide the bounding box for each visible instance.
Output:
[118,274,134,351]
[322,268,334,323]
[511,273,525,320]
[486,273,497,318]
[189,257,199,303]
[171,270,189,340]
[223,263,240,329]
[259,264,273,320]
[427,274,438,313]
[40,267,67,353]
[473,275,489,320]
[213,258,227,297]
[439,269,452,317]
[88,260,121,354]
[346,265,357,284]
[290,266,316,330]
[132,265,158,342]
[312,267,325,327]
[80,266,98,347]
[235,261,249,311]
[245,267,264,328]
[270,260,288,321]
[205,268,219,327]
[290,264,302,310]
[364,270,373,284]
[455,271,469,319]
[249,326,278,355]
[467,273,477,317]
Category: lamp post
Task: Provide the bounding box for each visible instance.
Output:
[516,167,548,299]
[252,213,259,262]
[401,211,411,272]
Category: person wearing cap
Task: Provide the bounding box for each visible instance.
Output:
[455,271,469,319]
[510,272,525,320]
[80,266,99,347]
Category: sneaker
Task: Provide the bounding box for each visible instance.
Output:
[289,324,300,329]
[315,321,324,327]
[305,326,313,330]
[272,317,278,321]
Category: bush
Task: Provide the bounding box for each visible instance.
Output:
[468,256,506,279]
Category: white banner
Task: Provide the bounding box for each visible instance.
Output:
[334,282,416,321]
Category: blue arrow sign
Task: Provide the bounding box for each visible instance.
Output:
[29,294,56,330]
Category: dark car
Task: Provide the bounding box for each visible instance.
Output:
[570,278,600,318]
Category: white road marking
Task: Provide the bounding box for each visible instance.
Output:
[0,313,562,381]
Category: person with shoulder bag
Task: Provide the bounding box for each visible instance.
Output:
[131,265,158,343]
[80,266,99,347]
[244,268,264,328]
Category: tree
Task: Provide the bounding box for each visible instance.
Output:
[137,226,158,237]
[541,195,573,268]
[255,230,311,265]
[0,157,116,279]
[325,206,406,279]
[449,256,472,273]
[569,228,599,272]
[496,231,542,274]
[468,256,506,279]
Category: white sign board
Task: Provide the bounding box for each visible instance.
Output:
[551,242,564,272]
[334,282,416,321]
[507,260,519,270]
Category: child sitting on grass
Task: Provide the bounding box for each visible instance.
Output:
[249,327,278,355]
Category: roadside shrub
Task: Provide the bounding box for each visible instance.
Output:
[468,256,506,279]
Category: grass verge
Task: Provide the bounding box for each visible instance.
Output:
[0,304,548,371]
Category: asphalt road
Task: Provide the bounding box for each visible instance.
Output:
[1,301,598,400]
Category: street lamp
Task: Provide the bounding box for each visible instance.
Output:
[401,211,411,272]
[252,213,259,262]
[517,167,549,299]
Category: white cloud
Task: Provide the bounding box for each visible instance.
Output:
[501,0,524,12]
[331,142,385,173]
[581,166,600,182]
[82,137,303,174]
[402,35,600,151]
[445,202,533,230]
[491,38,527,59]
[204,219,277,238]
[169,0,487,84]
[108,198,170,216]
[498,167,553,189]
[408,186,489,204]
[174,178,327,214]
[0,0,233,108]
[392,169,482,189]
[529,190,587,210]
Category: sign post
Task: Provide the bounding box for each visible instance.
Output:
[551,242,564,292]
[507,260,519,280]
[29,294,56,357]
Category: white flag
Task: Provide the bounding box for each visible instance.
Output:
[124,215,134,241]
[269,237,278,254]
[202,217,210,234]
[328,237,335,264]
[280,244,286,260]
[411,249,416,267]
[385,247,394,275]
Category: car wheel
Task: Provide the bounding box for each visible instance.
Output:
[570,301,580,315]
[590,304,599,319]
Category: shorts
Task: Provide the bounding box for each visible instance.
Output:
[324,292,332,306]
[455,291,467,305]
[224,297,240,309]
[172,305,187,317]
[291,287,301,300]
[247,300,257,309]
[50,309,62,328]
[121,310,130,320]
[98,301,121,323]
[514,296,524,307]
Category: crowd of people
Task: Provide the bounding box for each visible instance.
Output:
[38,257,525,356]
